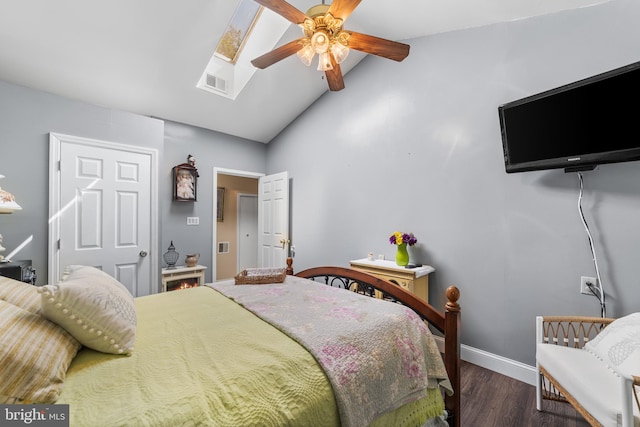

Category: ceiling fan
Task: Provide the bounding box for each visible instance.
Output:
[251,0,410,91]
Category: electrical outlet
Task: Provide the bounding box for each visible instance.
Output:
[580,276,597,295]
[186,217,199,226]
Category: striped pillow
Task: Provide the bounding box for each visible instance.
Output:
[0,276,41,314]
[0,300,81,403]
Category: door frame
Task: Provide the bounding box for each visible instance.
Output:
[48,133,159,289]
[212,167,263,282]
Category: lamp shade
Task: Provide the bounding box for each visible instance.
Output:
[317,52,333,71]
[0,175,22,214]
[330,42,349,64]
[296,45,315,67]
[311,31,330,54]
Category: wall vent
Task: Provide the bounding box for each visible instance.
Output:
[218,242,230,254]
[205,74,227,94]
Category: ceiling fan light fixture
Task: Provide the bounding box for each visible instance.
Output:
[317,52,333,71]
[330,41,349,64]
[311,31,330,54]
[251,0,410,92]
[297,45,315,66]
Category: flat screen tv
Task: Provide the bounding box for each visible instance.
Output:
[498,60,640,173]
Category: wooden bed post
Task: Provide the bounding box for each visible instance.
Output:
[285,257,293,275]
[444,286,461,427]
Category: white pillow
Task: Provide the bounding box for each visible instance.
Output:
[584,312,640,378]
[38,266,136,355]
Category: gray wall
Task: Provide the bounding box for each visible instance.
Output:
[0,80,164,282]
[267,0,640,366]
[162,120,266,282]
[0,83,266,285]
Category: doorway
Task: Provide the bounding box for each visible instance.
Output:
[213,168,261,281]
[237,194,258,272]
[212,168,290,282]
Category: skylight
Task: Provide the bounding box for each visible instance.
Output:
[214,0,262,64]
[197,0,291,100]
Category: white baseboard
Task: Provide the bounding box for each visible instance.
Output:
[433,336,537,386]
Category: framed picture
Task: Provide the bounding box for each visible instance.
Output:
[217,187,225,221]
[173,165,197,201]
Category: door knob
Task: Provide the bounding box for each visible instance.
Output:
[279,239,290,249]
[139,250,148,257]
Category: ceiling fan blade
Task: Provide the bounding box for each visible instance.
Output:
[347,31,410,62]
[253,0,308,24]
[325,55,345,91]
[251,39,303,69]
[327,0,362,21]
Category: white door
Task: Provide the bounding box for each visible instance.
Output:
[237,194,258,271]
[48,133,158,296]
[258,172,289,268]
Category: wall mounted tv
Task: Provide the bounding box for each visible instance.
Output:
[498,60,640,173]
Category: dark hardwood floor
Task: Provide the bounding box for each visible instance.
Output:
[460,361,590,427]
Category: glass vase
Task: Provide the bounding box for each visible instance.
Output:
[395,243,409,266]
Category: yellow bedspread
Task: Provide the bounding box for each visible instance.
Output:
[58,286,339,426]
[57,285,444,426]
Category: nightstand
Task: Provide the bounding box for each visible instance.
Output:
[0,260,36,285]
[349,259,434,302]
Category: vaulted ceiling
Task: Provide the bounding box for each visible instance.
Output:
[0,0,608,143]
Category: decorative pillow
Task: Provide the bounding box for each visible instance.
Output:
[0,300,81,403]
[38,265,136,355]
[0,276,41,314]
[584,312,640,378]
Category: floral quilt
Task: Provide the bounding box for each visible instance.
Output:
[210,275,451,427]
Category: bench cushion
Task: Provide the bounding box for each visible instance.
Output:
[537,344,639,427]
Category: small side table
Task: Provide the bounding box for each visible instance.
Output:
[349,259,434,302]
[161,265,207,292]
[0,260,36,285]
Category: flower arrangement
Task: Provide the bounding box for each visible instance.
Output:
[389,231,417,246]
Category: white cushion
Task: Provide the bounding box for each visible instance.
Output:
[537,344,640,427]
[38,266,136,355]
[585,313,640,380]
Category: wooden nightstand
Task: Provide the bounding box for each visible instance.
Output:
[161,265,207,292]
[349,259,434,302]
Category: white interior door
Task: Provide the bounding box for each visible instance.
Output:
[237,194,258,271]
[258,171,289,268]
[49,133,158,296]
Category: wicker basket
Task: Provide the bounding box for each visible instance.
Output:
[234,267,287,285]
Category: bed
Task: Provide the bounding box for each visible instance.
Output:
[0,260,461,427]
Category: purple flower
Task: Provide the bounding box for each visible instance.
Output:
[403,233,417,246]
[389,231,418,246]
